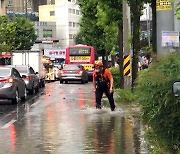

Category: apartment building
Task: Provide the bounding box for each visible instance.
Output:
[5,0,51,14]
[39,0,81,48]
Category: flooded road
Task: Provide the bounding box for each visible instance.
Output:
[0,81,147,154]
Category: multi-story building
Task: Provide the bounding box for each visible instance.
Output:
[38,0,81,48]
[0,0,5,15]
[5,0,52,14]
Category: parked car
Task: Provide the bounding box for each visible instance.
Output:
[59,64,88,84]
[0,66,27,104]
[14,65,39,94]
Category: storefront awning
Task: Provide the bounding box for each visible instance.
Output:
[0,54,11,59]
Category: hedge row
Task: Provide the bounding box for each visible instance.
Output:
[135,53,180,153]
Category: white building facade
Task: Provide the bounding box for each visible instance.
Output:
[0,0,5,15]
[39,0,81,48]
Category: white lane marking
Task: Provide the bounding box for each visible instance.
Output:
[1,119,16,129]
[30,100,41,107]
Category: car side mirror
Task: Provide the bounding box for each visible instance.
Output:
[172,81,180,97]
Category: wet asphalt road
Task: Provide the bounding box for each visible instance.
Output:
[0,81,147,154]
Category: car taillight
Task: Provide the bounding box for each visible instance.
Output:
[60,70,64,74]
[79,71,83,75]
[7,78,14,83]
[26,76,31,80]
[0,78,14,83]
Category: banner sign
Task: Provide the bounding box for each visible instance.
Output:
[156,0,172,11]
[44,49,66,59]
[70,56,90,62]
[162,31,179,47]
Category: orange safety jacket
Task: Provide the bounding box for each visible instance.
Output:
[93,68,113,89]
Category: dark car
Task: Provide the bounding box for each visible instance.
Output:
[0,66,27,104]
[59,64,88,84]
[14,65,39,94]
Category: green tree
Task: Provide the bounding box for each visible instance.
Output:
[96,0,124,88]
[127,0,144,87]
[0,16,11,53]
[78,0,124,88]
[0,16,37,52]
[77,0,105,55]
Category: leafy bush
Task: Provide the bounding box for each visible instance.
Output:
[115,88,138,104]
[110,66,120,88]
[135,53,180,153]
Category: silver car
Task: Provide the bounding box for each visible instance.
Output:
[59,64,88,84]
[0,66,27,104]
[14,65,39,95]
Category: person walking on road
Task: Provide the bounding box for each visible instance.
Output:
[93,61,116,111]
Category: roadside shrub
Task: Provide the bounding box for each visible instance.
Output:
[135,53,180,153]
[110,66,119,88]
[115,88,138,104]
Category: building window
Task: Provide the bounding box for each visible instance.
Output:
[68,0,71,2]
[43,29,52,37]
[69,34,73,39]
[50,11,55,16]
[73,9,75,14]
[76,10,80,15]
[8,1,13,6]
[76,23,80,28]
[69,22,72,27]
[68,8,72,13]
[73,22,75,27]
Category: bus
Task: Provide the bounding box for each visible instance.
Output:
[65,44,95,78]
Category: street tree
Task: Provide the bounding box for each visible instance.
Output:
[0,16,11,53]
[5,17,37,50]
[96,0,124,89]
[0,16,37,52]
[127,0,144,87]
[78,0,124,88]
[77,0,105,56]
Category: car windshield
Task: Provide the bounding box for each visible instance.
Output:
[63,65,81,70]
[0,68,11,77]
[15,67,28,73]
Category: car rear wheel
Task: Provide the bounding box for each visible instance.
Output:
[42,80,45,87]
[81,79,85,84]
[12,90,20,104]
[35,85,39,93]
[21,87,27,101]
[29,85,35,95]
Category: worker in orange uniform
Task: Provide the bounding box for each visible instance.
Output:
[93,61,116,111]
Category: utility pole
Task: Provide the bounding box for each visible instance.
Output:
[123,0,131,88]
[146,4,151,47]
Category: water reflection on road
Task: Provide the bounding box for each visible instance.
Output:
[0,81,147,154]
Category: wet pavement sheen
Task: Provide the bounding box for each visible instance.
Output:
[0,81,147,154]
